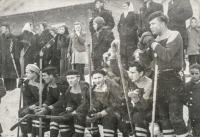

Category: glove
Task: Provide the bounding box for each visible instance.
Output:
[29,104,37,110]
[63,112,73,121]
[140,32,155,49]
[35,107,50,115]
[87,109,98,118]
[128,89,141,103]
[110,40,120,54]
[20,107,31,117]
[65,107,73,113]
[86,112,102,123]
[18,78,25,88]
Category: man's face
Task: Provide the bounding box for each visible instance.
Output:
[1,26,8,34]
[66,75,80,87]
[150,18,162,35]
[60,27,65,34]
[190,68,200,82]
[42,73,52,84]
[93,22,98,30]
[26,69,36,80]
[123,3,129,12]
[74,25,81,32]
[191,19,197,28]
[128,67,142,82]
[92,73,105,87]
[95,1,103,9]
[39,24,44,32]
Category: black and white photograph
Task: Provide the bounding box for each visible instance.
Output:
[0,0,199,137]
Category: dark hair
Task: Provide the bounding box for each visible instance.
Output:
[190,64,200,72]
[190,17,197,22]
[94,0,104,4]
[129,61,145,74]
[40,22,48,30]
[1,23,10,31]
[42,68,58,77]
[60,25,69,35]
[125,2,130,6]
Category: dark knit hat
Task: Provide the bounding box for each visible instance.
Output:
[66,70,80,76]
[148,11,166,22]
[42,66,57,72]
[91,69,106,76]
[93,16,105,26]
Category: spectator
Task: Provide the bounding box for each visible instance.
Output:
[118,2,138,69]
[0,78,6,137]
[185,17,200,66]
[92,17,114,70]
[89,0,115,36]
[68,22,87,80]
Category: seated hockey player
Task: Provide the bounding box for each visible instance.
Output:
[57,70,89,137]
[18,64,47,137]
[86,69,124,137]
[109,40,153,137]
[35,66,68,137]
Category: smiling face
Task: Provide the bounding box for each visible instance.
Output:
[190,19,197,28]
[95,1,103,9]
[92,73,105,87]
[149,17,164,35]
[66,75,80,87]
[128,67,143,82]
[42,72,52,84]
[190,68,200,83]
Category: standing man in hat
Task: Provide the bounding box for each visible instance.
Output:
[34,66,68,137]
[18,64,47,137]
[86,69,124,137]
[89,0,115,37]
[0,23,21,91]
[92,17,114,70]
[139,11,189,136]
[138,0,163,37]
[57,70,89,137]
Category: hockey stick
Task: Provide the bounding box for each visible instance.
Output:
[115,41,135,136]
[10,114,66,131]
[39,51,43,137]
[151,53,158,137]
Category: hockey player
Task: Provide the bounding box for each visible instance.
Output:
[139,11,189,136]
[57,70,89,137]
[35,66,68,137]
[18,64,47,137]
[109,40,152,137]
[86,69,124,137]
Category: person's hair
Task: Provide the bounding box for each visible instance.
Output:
[189,64,200,72]
[60,25,69,35]
[40,22,48,30]
[190,17,197,22]
[43,69,58,77]
[125,2,130,6]
[129,61,145,74]
[1,23,10,31]
[94,0,104,4]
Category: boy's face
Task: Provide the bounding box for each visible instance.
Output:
[66,75,80,87]
[42,73,52,84]
[150,18,163,35]
[26,69,36,80]
[60,27,65,34]
[92,73,105,87]
[191,19,197,28]
[190,68,200,82]
[128,67,142,82]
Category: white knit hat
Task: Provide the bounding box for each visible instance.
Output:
[26,63,40,74]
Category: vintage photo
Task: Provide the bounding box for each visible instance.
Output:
[0,0,199,136]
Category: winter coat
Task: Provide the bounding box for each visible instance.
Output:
[138,1,163,36]
[118,11,138,56]
[0,33,21,78]
[186,81,200,120]
[167,0,193,48]
[186,27,200,55]
[69,31,86,53]
[89,7,115,36]
[0,78,6,103]
[65,81,89,114]
[92,27,114,60]
[18,31,37,71]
